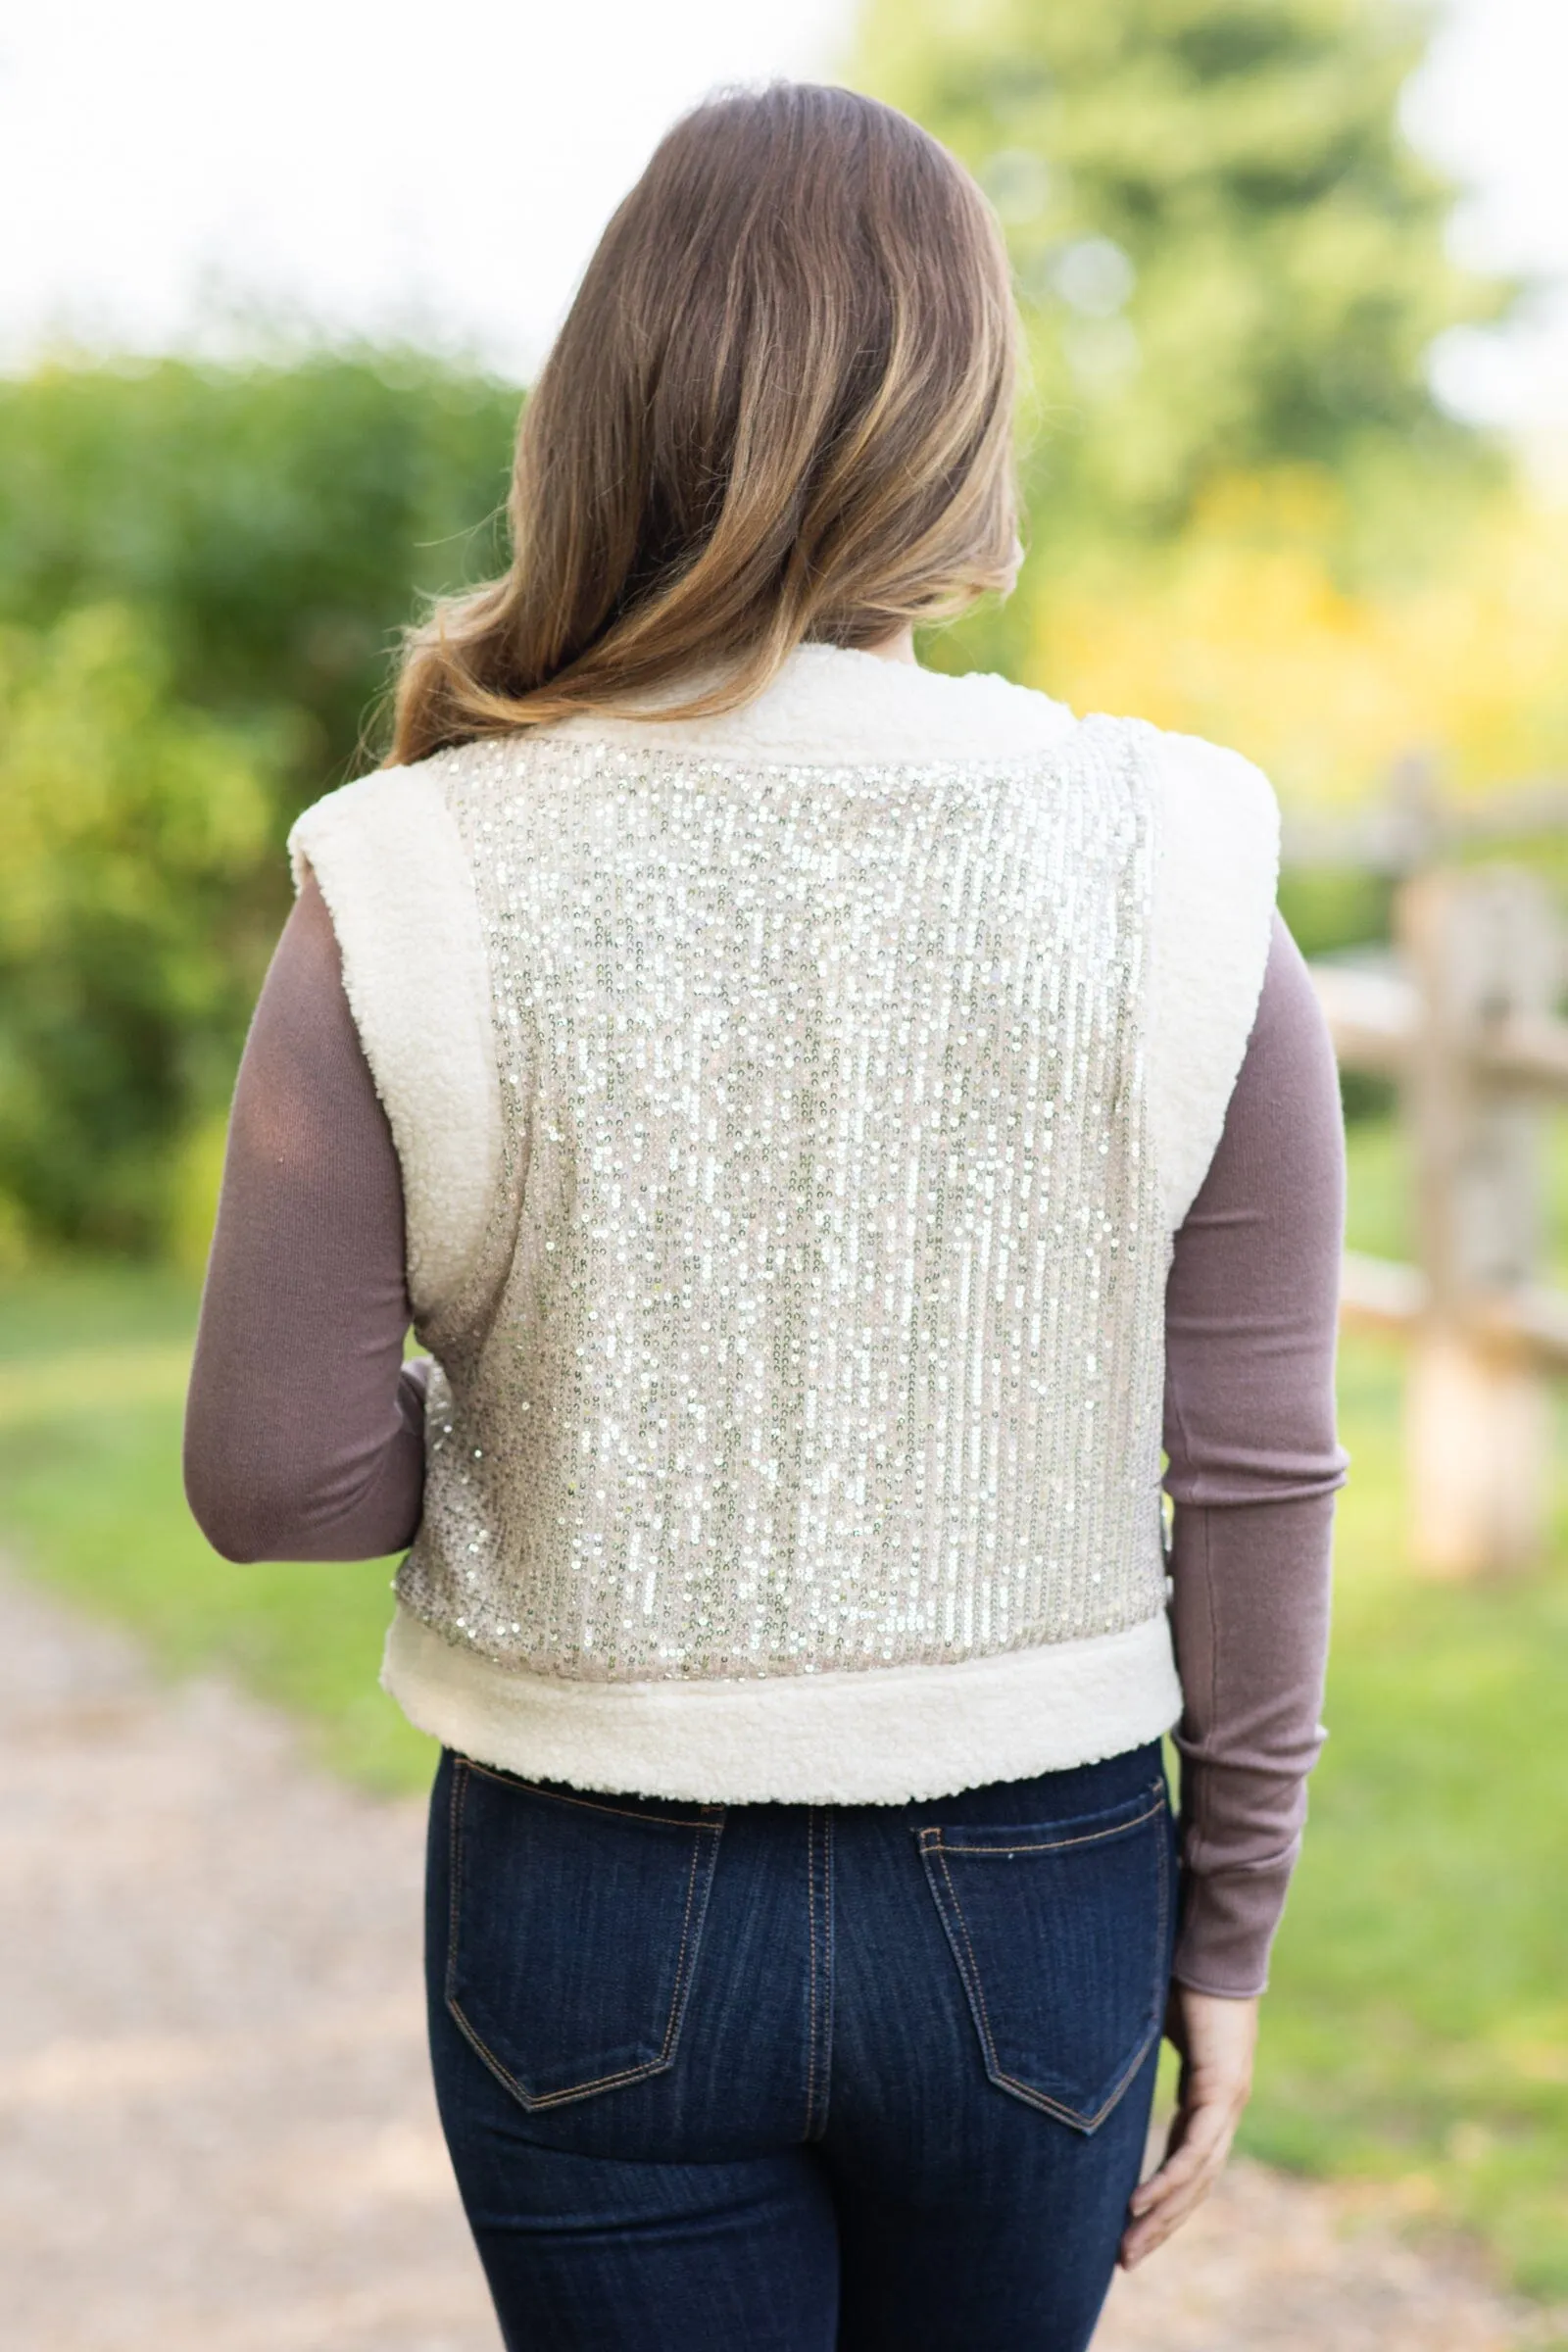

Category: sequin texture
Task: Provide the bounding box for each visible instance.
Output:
[396,716,1169,1680]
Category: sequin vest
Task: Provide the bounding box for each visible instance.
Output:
[291,647,1280,1800]
[394,713,1168,1683]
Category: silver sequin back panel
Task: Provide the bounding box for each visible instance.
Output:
[398,714,1170,1681]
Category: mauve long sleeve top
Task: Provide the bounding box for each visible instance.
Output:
[184,868,1349,1997]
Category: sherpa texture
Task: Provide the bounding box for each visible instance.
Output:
[287,767,501,1324]
[543,639,1080,762]
[381,1600,1184,1803]
[1144,730,1283,1231]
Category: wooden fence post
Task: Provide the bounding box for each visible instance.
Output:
[1396,864,1561,1575]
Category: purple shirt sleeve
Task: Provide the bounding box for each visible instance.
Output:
[1162,907,1350,1994]
[183,867,425,1564]
[183,883,1348,1996]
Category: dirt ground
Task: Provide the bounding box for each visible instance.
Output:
[0,1569,1555,2352]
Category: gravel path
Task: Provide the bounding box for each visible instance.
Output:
[0,1569,1553,2351]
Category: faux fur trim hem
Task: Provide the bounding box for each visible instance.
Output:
[1143,730,1281,1229]
[379,1602,1183,1804]
[287,769,501,1321]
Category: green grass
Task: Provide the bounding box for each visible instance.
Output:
[1240,1323,1568,2302]
[2,1120,1567,2299]
[0,1261,434,1791]
[1238,1111,1568,2302]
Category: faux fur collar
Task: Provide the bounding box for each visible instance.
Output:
[540,641,1078,765]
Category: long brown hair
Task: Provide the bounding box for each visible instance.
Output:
[388,82,1020,764]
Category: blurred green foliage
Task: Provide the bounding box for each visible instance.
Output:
[0,351,517,797]
[0,352,518,1251]
[861,1,1568,990]
[0,607,278,1253]
[856,0,1510,592]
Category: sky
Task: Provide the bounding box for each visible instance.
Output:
[3,0,1567,441]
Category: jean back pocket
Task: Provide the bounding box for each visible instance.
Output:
[916,1778,1173,2132]
[444,1759,725,2111]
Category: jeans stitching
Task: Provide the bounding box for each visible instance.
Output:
[932,1788,1165,1859]
[444,1762,723,2109]
[827,1810,835,2091]
[459,1756,722,1829]
[805,1809,819,2140]
[444,1758,467,2017]
[988,2024,1161,2131]
[997,1797,1171,2130]
[657,1820,709,2073]
[1154,1784,1173,2001]
[449,1829,716,2105]
[920,1781,1170,2132]
[932,1839,1000,2072]
[807,1810,835,2143]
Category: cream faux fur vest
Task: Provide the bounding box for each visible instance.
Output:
[289,645,1279,1801]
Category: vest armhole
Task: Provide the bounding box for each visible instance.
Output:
[1142,729,1281,1233]
[286,765,502,1325]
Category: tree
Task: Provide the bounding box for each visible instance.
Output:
[852,0,1512,594]
[0,606,280,1252]
[0,349,522,1255]
[0,349,519,828]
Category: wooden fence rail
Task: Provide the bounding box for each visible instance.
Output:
[1282,756,1568,876]
[1298,801,1568,1575]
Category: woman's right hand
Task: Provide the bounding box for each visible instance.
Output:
[1116,1984,1259,2269]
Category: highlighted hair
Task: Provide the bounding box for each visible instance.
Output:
[389,82,1020,763]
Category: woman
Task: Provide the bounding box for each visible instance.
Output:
[184,81,1348,2352]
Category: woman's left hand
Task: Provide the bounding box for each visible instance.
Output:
[1117,1984,1259,2269]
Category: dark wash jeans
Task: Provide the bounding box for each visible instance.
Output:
[425,1737,1178,2352]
